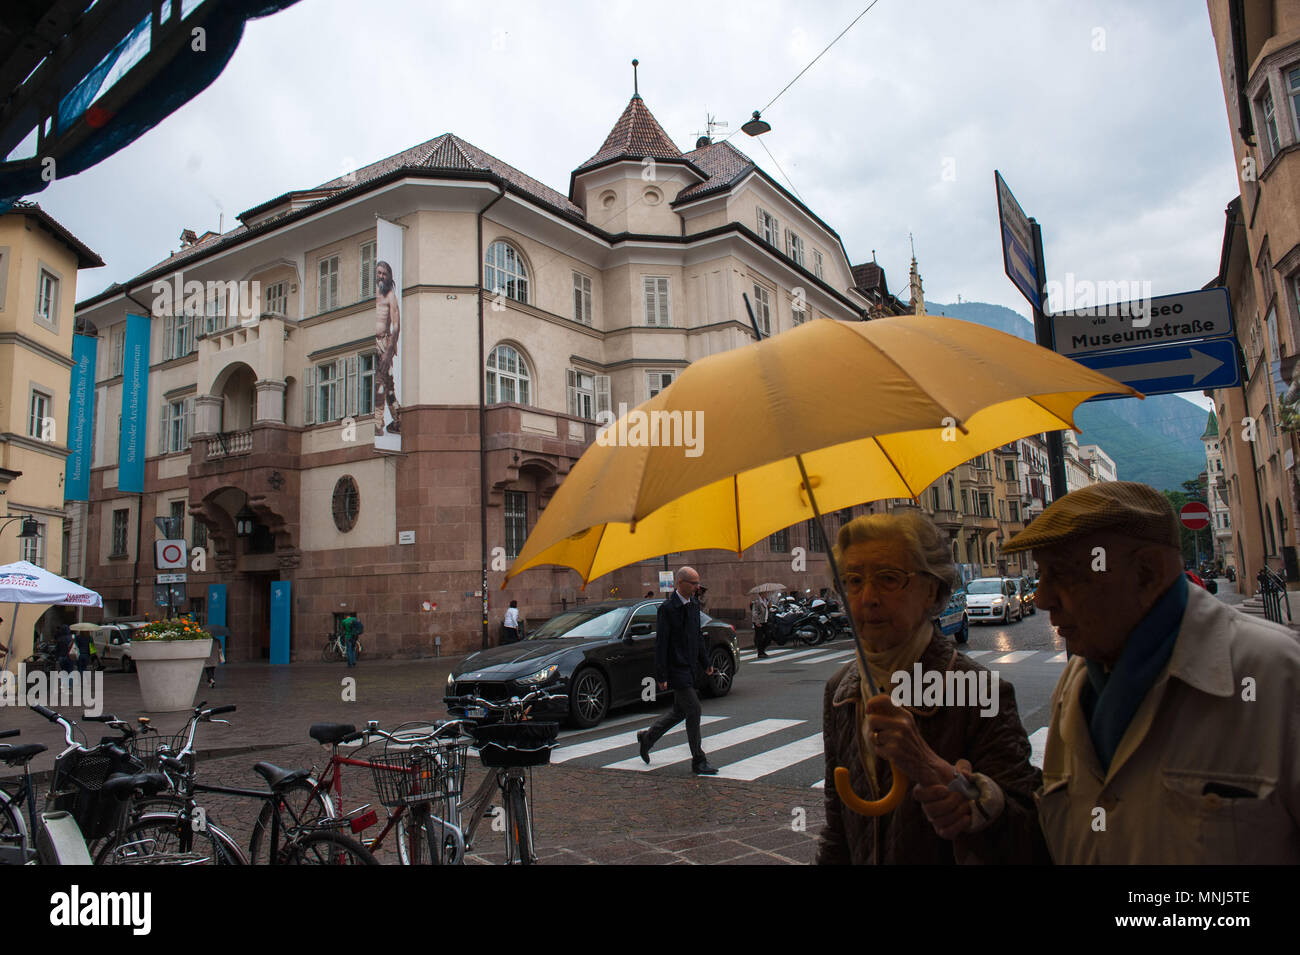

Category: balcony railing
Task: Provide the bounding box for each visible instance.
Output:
[206,429,253,458]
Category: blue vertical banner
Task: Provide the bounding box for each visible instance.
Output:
[270,580,291,665]
[118,313,151,493]
[64,333,98,501]
[208,584,227,658]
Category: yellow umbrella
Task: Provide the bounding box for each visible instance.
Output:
[506,314,1139,814]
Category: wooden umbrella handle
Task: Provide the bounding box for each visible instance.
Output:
[834,763,908,816]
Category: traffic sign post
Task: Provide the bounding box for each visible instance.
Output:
[1181,501,1210,530]
[995,170,1067,504]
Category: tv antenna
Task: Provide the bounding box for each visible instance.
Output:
[693,113,729,146]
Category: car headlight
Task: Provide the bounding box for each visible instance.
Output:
[446,672,455,688]
[517,664,558,685]
[992,597,1004,605]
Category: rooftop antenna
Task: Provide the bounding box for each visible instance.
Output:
[693,113,729,148]
[632,58,639,97]
[909,232,915,258]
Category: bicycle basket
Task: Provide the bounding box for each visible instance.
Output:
[50,745,143,840]
[470,721,558,768]
[127,731,190,772]
[369,739,471,808]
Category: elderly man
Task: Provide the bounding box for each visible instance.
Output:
[1003,481,1300,864]
[637,566,717,775]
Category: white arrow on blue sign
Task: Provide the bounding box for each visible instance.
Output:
[1072,338,1240,398]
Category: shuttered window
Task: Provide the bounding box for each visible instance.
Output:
[643,276,670,326]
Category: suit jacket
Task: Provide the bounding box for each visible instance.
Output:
[655,594,709,690]
[1037,583,1300,863]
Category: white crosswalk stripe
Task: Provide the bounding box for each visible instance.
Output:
[557,712,646,739]
[990,650,1037,664]
[811,778,824,789]
[963,650,994,658]
[750,647,835,665]
[603,718,803,771]
[794,649,854,666]
[552,715,727,763]
[715,734,824,781]
[1049,652,1068,662]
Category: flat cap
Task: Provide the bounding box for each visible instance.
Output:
[1002,481,1180,554]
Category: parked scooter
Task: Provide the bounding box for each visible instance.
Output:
[766,594,823,647]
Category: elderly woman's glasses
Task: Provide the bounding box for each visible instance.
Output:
[842,568,928,594]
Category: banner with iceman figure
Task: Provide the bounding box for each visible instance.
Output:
[374,218,403,451]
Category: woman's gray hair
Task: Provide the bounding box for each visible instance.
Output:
[832,511,960,617]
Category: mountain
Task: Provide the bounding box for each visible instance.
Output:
[928,301,1209,492]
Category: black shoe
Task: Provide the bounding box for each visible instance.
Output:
[692,760,718,775]
[637,730,651,764]
[756,650,768,658]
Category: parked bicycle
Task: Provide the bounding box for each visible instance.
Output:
[262,720,470,865]
[322,631,364,663]
[97,705,378,865]
[440,688,566,865]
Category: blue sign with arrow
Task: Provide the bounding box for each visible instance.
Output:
[1072,338,1241,398]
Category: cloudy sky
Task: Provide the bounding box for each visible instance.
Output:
[34,0,1237,406]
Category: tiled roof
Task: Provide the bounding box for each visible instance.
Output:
[673,141,755,203]
[576,96,685,171]
[1201,408,1219,439]
[7,200,104,268]
[851,262,887,294]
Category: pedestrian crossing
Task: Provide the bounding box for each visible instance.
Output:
[741,646,1068,666]
[547,645,1067,788]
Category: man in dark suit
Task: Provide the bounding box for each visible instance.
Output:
[637,566,717,775]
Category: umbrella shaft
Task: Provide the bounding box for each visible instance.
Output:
[794,454,879,697]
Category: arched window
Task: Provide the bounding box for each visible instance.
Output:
[487,344,531,405]
[485,241,529,304]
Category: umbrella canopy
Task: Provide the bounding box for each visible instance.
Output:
[503,314,1138,818]
[0,561,102,608]
[506,316,1139,583]
[747,583,787,595]
[69,622,100,632]
[1,561,103,670]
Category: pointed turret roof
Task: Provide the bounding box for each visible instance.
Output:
[575,95,685,173]
[1201,407,1220,440]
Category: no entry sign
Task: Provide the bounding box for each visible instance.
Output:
[155,538,188,569]
[1179,501,1211,531]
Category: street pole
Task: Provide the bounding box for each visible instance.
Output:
[1029,220,1068,504]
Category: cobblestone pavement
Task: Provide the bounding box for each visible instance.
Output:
[2,656,822,865]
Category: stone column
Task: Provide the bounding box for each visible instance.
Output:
[254,379,287,424]
[194,394,223,435]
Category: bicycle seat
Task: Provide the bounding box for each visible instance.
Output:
[103,771,171,800]
[253,761,310,790]
[0,743,46,765]
[309,722,357,745]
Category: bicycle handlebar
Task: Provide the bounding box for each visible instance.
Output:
[0,729,19,740]
[31,705,80,748]
[445,688,568,713]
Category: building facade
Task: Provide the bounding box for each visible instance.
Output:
[1207,0,1300,583]
[0,202,102,664]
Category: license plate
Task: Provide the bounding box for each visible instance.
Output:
[466,707,486,718]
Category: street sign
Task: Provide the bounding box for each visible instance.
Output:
[154,583,185,607]
[995,171,1041,309]
[658,571,674,593]
[1072,338,1241,398]
[157,573,188,584]
[1180,502,1211,531]
[1053,288,1235,358]
[155,538,187,569]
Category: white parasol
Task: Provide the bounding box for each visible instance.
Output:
[0,560,102,670]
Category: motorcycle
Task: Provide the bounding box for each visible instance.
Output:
[766,594,824,647]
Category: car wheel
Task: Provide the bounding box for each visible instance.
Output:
[956,615,969,644]
[568,668,608,729]
[704,647,734,698]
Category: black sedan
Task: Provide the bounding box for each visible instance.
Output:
[445,599,741,729]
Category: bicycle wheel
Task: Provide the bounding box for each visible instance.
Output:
[504,776,534,865]
[249,779,334,865]
[282,830,379,865]
[96,814,242,865]
[0,789,28,861]
[322,639,341,663]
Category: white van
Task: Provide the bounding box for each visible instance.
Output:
[964,577,1024,625]
[92,621,149,671]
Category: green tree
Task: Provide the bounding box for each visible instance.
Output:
[1163,476,1213,568]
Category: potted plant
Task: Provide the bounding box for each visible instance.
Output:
[130,615,213,712]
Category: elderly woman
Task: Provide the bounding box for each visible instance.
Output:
[816,512,1044,864]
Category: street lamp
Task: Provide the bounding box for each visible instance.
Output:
[234,502,256,538]
[741,110,771,136]
[1,515,41,541]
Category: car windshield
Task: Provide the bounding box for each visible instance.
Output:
[966,580,1004,594]
[527,607,632,640]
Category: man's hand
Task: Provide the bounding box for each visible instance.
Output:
[657,681,667,692]
[913,758,975,839]
[706,667,714,676]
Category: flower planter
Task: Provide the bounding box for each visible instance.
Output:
[130,639,212,712]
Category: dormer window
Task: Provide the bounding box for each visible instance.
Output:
[786,230,805,268]
[757,208,779,247]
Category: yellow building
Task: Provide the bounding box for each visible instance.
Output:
[0,201,103,665]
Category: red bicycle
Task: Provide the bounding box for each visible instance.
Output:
[250,720,468,865]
